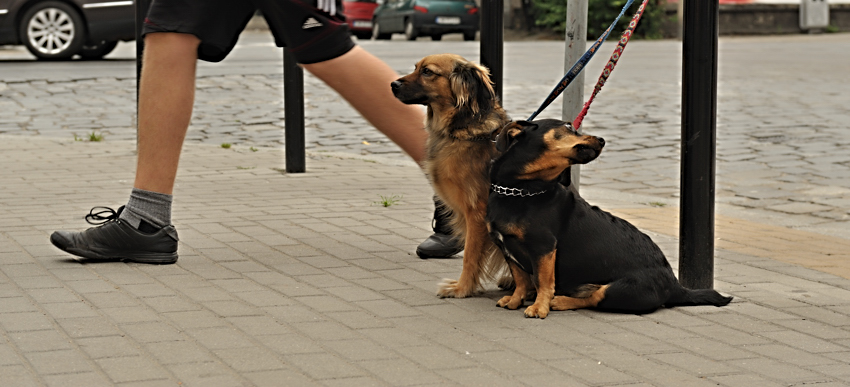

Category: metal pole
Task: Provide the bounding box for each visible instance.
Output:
[283,49,306,173]
[679,0,718,289]
[135,0,149,90]
[562,0,588,190]
[479,0,504,102]
[135,0,151,146]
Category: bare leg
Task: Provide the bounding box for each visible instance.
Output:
[303,46,427,164]
[133,32,201,195]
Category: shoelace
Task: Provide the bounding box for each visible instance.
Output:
[85,206,124,225]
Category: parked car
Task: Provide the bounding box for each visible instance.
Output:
[371,0,478,41]
[342,0,378,40]
[0,0,135,60]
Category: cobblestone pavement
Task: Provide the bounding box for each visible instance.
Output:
[2,135,850,386]
[2,32,848,241]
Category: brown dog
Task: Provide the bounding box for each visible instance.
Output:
[392,54,509,298]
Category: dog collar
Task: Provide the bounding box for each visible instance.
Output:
[491,184,547,198]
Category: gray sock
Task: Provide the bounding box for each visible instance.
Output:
[119,188,173,229]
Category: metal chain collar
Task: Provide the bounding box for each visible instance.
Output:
[491,184,547,198]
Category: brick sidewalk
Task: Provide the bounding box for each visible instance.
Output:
[1,136,849,386]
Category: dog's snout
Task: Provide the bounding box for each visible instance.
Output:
[596,137,605,147]
[391,80,403,91]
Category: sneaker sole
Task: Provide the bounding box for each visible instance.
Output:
[50,236,177,265]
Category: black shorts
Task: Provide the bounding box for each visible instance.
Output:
[142,0,355,64]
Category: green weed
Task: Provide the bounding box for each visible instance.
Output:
[375,194,402,207]
[74,131,103,142]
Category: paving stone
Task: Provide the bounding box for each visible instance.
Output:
[1,34,849,386]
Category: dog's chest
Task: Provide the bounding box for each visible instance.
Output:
[427,142,490,185]
[489,228,531,272]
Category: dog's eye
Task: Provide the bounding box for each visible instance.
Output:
[421,67,434,76]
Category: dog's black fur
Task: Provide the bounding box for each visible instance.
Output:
[486,119,733,318]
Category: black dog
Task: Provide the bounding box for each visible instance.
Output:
[486,119,732,318]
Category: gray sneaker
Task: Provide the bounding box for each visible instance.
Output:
[50,206,178,264]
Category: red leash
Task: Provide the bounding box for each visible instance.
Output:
[572,0,649,130]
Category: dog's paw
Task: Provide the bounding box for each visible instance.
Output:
[437,279,473,298]
[497,295,523,310]
[524,303,549,319]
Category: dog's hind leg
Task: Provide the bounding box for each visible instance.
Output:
[550,284,610,311]
[593,273,672,313]
[497,263,531,310]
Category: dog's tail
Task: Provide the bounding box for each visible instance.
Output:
[482,243,510,285]
[667,287,733,308]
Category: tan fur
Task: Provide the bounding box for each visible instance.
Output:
[524,250,557,318]
[518,128,591,181]
[497,262,532,310]
[550,284,610,311]
[394,54,510,298]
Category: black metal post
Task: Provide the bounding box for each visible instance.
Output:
[283,49,306,173]
[135,0,150,93]
[679,0,718,289]
[479,0,503,102]
[135,0,151,146]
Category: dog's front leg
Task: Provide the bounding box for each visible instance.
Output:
[438,211,488,298]
[525,249,556,318]
[497,262,531,309]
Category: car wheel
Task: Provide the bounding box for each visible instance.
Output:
[431,34,442,41]
[79,41,118,60]
[463,31,476,41]
[372,20,391,40]
[404,19,418,41]
[354,31,372,40]
[19,1,86,60]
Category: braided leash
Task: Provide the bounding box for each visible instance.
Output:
[572,0,649,130]
[526,0,637,122]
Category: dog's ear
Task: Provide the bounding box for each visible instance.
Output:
[495,121,533,152]
[449,61,496,116]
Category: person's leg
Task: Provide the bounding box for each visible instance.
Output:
[303,47,462,257]
[114,32,200,231]
[133,32,200,195]
[49,32,199,264]
[302,46,427,164]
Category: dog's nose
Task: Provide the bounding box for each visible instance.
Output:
[391,80,402,91]
[597,137,605,147]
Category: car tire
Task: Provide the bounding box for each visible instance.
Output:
[19,1,86,60]
[79,41,118,60]
[404,19,418,41]
[353,31,372,40]
[372,20,391,40]
[463,31,476,41]
[431,34,442,41]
